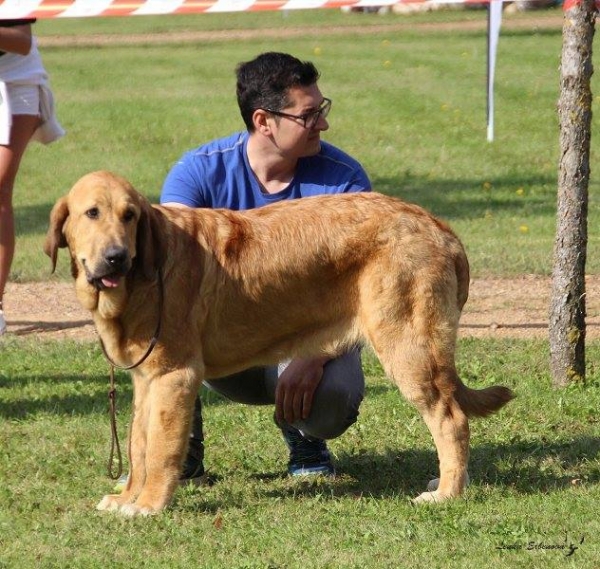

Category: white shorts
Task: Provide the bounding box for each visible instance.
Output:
[6,83,40,116]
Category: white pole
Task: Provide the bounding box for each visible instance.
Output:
[487,0,503,142]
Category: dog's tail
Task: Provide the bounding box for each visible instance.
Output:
[455,381,515,418]
[451,241,512,417]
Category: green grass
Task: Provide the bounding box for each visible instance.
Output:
[7,7,598,281]
[0,337,599,567]
[2,9,600,569]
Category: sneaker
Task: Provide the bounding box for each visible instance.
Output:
[180,453,206,486]
[113,454,206,493]
[0,310,6,336]
[279,422,335,477]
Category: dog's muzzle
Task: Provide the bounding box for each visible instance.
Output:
[86,245,132,290]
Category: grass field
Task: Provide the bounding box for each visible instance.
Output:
[1,338,599,568]
[1,7,600,569]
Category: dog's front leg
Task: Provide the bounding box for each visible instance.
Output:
[120,369,198,516]
[97,370,151,512]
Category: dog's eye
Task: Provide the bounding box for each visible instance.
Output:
[123,210,135,222]
[86,207,99,220]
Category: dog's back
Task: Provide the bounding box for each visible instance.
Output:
[155,193,469,379]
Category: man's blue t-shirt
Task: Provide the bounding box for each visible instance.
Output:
[160,131,371,210]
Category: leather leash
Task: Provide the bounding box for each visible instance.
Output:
[98,269,164,480]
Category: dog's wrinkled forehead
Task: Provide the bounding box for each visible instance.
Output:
[67,171,141,218]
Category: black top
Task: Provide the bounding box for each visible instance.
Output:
[0,18,37,57]
[0,19,37,26]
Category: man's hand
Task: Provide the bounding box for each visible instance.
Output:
[275,356,329,425]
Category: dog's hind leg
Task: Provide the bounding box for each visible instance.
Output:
[370,323,471,503]
[372,312,512,503]
[408,360,471,504]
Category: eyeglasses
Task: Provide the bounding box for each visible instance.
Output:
[263,98,332,129]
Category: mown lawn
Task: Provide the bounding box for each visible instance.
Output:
[0,338,599,568]
[1,7,599,569]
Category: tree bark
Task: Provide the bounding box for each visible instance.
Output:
[550,0,595,386]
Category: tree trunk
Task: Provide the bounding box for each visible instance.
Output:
[550,0,595,387]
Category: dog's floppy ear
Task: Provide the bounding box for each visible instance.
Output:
[135,198,164,281]
[43,197,69,273]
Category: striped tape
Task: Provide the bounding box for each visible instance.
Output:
[0,0,517,19]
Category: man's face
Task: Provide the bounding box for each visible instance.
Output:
[269,84,330,160]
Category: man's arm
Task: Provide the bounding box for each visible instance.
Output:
[160,151,208,208]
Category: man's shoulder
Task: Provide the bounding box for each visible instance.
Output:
[314,141,364,170]
[296,141,370,194]
[187,131,247,161]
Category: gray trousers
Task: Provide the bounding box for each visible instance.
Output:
[197,348,365,441]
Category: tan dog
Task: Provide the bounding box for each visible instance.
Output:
[45,171,513,516]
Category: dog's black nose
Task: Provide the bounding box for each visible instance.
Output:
[105,246,129,268]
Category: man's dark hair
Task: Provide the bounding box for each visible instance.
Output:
[236,52,320,132]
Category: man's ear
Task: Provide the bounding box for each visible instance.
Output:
[43,197,69,273]
[252,108,272,134]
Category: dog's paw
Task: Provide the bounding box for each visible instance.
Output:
[412,490,453,505]
[97,494,159,516]
[426,471,470,492]
[412,490,443,504]
[96,494,123,511]
[120,503,158,517]
[413,476,471,504]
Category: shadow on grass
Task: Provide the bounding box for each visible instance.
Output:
[374,174,557,221]
[0,374,243,419]
[10,319,94,335]
[0,371,125,390]
[14,202,55,236]
[174,434,600,514]
[249,436,600,502]
[0,375,131,418]
[500,27,561,40]
[470,436,600,493]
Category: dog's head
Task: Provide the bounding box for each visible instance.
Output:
[44,171,161,310]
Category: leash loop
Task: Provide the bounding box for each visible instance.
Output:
[107,365,123,480]
[102,270,164,480]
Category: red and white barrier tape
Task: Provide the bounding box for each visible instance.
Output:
[0,0,527,19]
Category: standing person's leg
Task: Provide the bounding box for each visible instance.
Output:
[0,113,40,335]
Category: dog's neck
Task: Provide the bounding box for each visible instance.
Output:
[79,282,128,364]
[95,315,126,364]
[89,273,162,368]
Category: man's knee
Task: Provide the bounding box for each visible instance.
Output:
[203,367,271,405]
[298,392,362,440]
[296,350,365,440]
